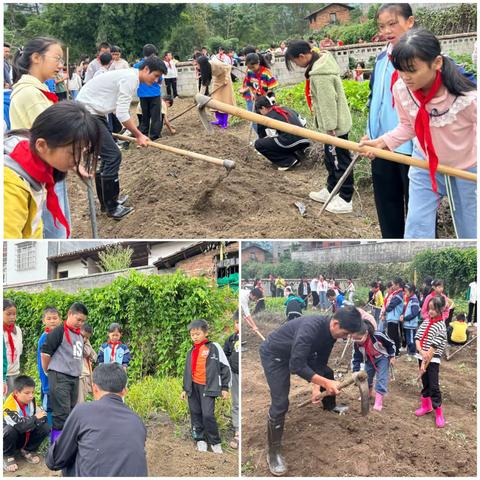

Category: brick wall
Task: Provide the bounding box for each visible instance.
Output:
[309,5,352,30]
[241,247,266,264]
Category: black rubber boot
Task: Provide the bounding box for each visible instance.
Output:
[101,175,133,220]
[111,177,129,206]
[267,416,287,476]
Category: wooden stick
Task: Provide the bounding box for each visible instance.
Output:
[446,335,477,360]
[113,134,235,170]
[195,95,477,182]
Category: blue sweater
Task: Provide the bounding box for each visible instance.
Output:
[98,342,131,367]
[403,294,420,329]
[385,290,404,323]
[133,59,161,97]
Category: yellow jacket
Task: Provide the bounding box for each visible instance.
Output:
[450,321,468,344]
[10,74,54,129]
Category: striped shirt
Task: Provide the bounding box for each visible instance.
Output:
[415,318,447,364]
[242,66,278,101]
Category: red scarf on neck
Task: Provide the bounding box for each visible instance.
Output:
[13,395,31,447]
[45,327,52,334]
[253,67,267,95]
[9,140,70,238]
[108,340,122,362]
[39,89,59,103]
[305,80,313,112]
[363,335,379,372]
[271,106,290,122]
[3,323,16,363]
[191,339,208,377]
[64,321,80,346]
[420,314,444,349]
[388,54,399,107]
[403,294,411,315]
[411,70,443,194]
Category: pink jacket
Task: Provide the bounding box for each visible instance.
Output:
[420,291,451,321]
[382,79,476,171]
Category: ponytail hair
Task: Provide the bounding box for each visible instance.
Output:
[391,28,476,96]
[245,52,270,69]
[12,37,62,84]
[284,39,319,79]
[196,55,212,87]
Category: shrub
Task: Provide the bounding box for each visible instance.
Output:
[98,244,134,271]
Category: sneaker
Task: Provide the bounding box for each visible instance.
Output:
[309,188,330,203]
[277,158,299,171]
[196,441,208,452]
[211,443,223,454]
[325,195,353,214]
[331,404,349,415]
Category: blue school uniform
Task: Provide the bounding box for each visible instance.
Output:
[98,342,131,367]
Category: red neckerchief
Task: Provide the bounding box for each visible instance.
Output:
[363,335,379,372]
[420,314,444,349]
[108,340,122,362]
[192,339,208,377]
[305,79,312,112]
[411,70,443,193]
[403,294,411,315]
[271,106,290,122]
[9,141,70,238]
[388,54,399,107]
[39,89,58,103]
[13,395,31,447]
[64,321,80,346]
[253,67,267,95]
[45,327,51,333]
[3,323,16,363]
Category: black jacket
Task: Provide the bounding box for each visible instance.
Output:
[297,281,311,297]
[183,341,231,397]
[261,315,336,382]
[223,333,239,374]
[285,294,306,321]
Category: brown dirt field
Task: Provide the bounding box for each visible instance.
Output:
[68,97,382,239]
[4,412,238,477]
[241,312,477,477]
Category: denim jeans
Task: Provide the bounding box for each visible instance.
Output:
[42,179,71,239]
[318,291,327,309]
[365,355,390,395]
[245,99,257,134]
[405,164,477,239]
[404,328,416,355]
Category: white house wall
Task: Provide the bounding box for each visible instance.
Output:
[55,258,89,278]
[5,241,50,286]
[148,241,198,265]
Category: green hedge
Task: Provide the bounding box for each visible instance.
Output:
[5,270,237,383]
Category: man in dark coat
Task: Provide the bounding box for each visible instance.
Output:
[46,363,147,477]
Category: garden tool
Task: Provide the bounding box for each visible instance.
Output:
[113,133,235,171]
[194,94,477,183]
[298,370,370,416]
[86,178,98,238]
[446,335,477,361]
[319,152,361,217]
[334,336,352,368]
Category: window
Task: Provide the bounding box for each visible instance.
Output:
[330,12,337,23]
[15,242,36,271]
[58,271,69,279]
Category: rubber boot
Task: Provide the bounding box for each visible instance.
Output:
[373,392,383,411]
[101,175,133,220]
[435,406,445,428]
[210,111,221,126]
[94,173,106,212]
[220,113,229,129]
[267,416,287,476]
[111,175,129,206]
[50,429,62,444]
[415,396,433,416]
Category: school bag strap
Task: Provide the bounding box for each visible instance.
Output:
[4,156,43,192]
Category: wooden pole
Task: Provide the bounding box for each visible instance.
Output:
[195,95,477,183]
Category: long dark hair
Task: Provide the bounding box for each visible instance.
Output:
[3,299,16,311]
[284,39,319,79]
[12,37,62,84]
[196,55,212,87]
[6,101,101,183]
[376,3,413,20]
[245,52,270,69]
[391,28,476,96]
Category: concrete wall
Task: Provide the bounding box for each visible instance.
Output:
[291,241,476,265]
[175,33,476,96]
[4,241,50,286]
[56,258,89,278]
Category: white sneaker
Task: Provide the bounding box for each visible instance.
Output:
[325,195,353,214]
[309,188,330,203]
[196,440,208,452]
[211,443,223,454]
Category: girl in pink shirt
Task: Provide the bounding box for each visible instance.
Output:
[420,279,452,322]
[361,29,476,239]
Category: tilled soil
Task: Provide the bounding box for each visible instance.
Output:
[242,312,477,477]
[4,412,238,477]
[69,98,381,239]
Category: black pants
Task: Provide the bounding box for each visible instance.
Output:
[301,294,309,309]
[139,96,162,140]
[311,292,319,308]
[270,288,277,298]
[3,422,50,456]
[372,157,409,238]
[254,137,307,168]
[187,382,221,445]
[48,371,79,430]
[165,78,178,98]
[198,78,209,95]
[468,302,477,324]
[260,344,336,420]
[324,134,354,202]
[254,299,265,315]
[56,91,68,101]
[94,115,122,178]
[387,322,401,357]
[418,360,441,408]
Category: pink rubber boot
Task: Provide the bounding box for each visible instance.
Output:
[373,393,383,411]
[415,396,433,416]
[435,406,445,428]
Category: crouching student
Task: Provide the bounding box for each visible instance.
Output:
[447,313,468,346]
[3,375,50,473]
[284,286,306,321]
[181,320,231,454]
[40,302,87,443]
[254,96,310,171]
[352,317,396,411]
